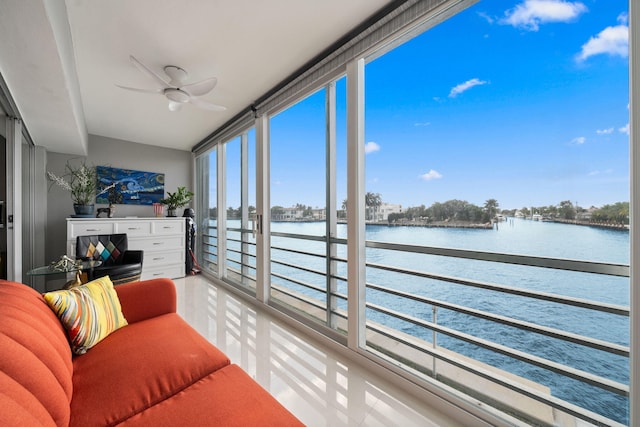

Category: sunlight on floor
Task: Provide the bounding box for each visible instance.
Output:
[174,275,464,427]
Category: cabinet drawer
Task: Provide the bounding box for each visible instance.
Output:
[129,235,185,252]
[141,263,185,281]
[115,221,152,236]
[68,222,114,239]
[145,249,185,268]
[152,220,185,235]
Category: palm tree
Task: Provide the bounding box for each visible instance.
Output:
[484,199,499,222]
[365,192,382,221]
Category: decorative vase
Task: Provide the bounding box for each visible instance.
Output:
[167,208,177,217]
[73,204,95,216]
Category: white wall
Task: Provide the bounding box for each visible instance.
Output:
[45,134,192,262]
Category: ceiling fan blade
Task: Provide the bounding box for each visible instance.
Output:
[189,97,227,112]
[181,77,217,97]
[129,55,171,88]
[168,101,183,112]
[115,84,163,94]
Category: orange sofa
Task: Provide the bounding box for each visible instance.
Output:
[0,278,303,427]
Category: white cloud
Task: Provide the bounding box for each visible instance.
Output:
[571,136,586,145]
[619,123,630,135]
[596,127,614,135]
[419,170,443,181]
[502,0,587,31]
[588,169,613,176]
[364,141,380,154]
[577,23,629,61]
[478,11,494,24]
[449,78,488,98]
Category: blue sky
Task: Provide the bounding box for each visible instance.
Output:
[253,0,629,211]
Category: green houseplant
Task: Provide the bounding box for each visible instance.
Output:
[47,161,99,216]
[160,186,194,217]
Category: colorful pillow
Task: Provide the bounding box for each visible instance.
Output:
[43,276,128,355]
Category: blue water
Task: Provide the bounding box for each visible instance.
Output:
[240,218,630,423]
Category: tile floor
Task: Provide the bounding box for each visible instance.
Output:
[173,275,466,427]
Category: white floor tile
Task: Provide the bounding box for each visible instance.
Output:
[174,276,464,427]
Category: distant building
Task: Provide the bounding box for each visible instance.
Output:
[373,203,403,222]
[273,207,304,221]
[311,208,326,220]
[577,207,596,221]
[272,206,326,221]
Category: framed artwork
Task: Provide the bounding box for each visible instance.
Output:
[96,166,164,205]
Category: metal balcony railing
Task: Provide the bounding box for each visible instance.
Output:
[201,224,630,426]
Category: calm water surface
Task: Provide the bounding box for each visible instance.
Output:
[261,219,630,423]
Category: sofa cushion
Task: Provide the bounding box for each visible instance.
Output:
[117,364,304,427]
[0,280,73,427]
[43,276,128,355]
[115,277,176,323]
[0,371,58,427]
[70,312,230,427]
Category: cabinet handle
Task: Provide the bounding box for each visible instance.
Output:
[163,226,174,229]
[153,242,164,245]
[128,227,141,230]
[153,273,163,276]
[86,228,100,231]
[153,257,165,261]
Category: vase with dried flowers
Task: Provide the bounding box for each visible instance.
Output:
[47,161,113,216]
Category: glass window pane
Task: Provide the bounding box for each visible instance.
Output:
[363,1,629,424]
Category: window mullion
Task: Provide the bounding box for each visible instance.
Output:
[346,58,366,350]
[216,142,227,282]
[255,114,271,303]
[326,82,338,329]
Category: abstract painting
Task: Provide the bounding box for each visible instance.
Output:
[96,166,164,205]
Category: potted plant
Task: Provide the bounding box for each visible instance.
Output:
[160,186,194,217]
[47,160,100,216]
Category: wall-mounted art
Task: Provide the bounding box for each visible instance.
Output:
[96,166,164,205]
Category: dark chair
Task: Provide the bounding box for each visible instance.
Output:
[75,233,143,285]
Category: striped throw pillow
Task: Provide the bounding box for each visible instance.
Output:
[43,276,128,355]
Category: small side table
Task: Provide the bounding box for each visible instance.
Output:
[27,259,103,289]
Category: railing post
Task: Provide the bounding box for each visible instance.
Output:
[432,305,438,378]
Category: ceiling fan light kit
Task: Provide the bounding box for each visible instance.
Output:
[116,55,227,112]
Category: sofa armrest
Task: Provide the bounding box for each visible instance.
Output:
[115,278,177,323]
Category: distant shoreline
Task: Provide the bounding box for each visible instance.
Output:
[549,218,629,231]
[271,217,629,231]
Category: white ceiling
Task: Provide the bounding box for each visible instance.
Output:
[0,0,392,155]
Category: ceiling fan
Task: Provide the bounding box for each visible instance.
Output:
[116,55,226,112]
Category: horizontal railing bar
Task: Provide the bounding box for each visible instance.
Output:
[272,283,327,312]
[226,237,256,246]
[225,226,252,233]
[271,231,328,242]
[225,247,257,260]
[366,240,629,277]
[367,282,629,356]
[367,302,628,396]
[271,245,326,259]
[271,271,326,294]
[367,322,626,427]
[225,260,257,274]
[271,258,326,278]
[367,261,629,316]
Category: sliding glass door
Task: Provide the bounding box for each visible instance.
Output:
[222,130,257,293]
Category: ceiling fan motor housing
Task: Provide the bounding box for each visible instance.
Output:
[164,88,190,103]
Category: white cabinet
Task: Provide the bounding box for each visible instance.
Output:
[67,217,185,280]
